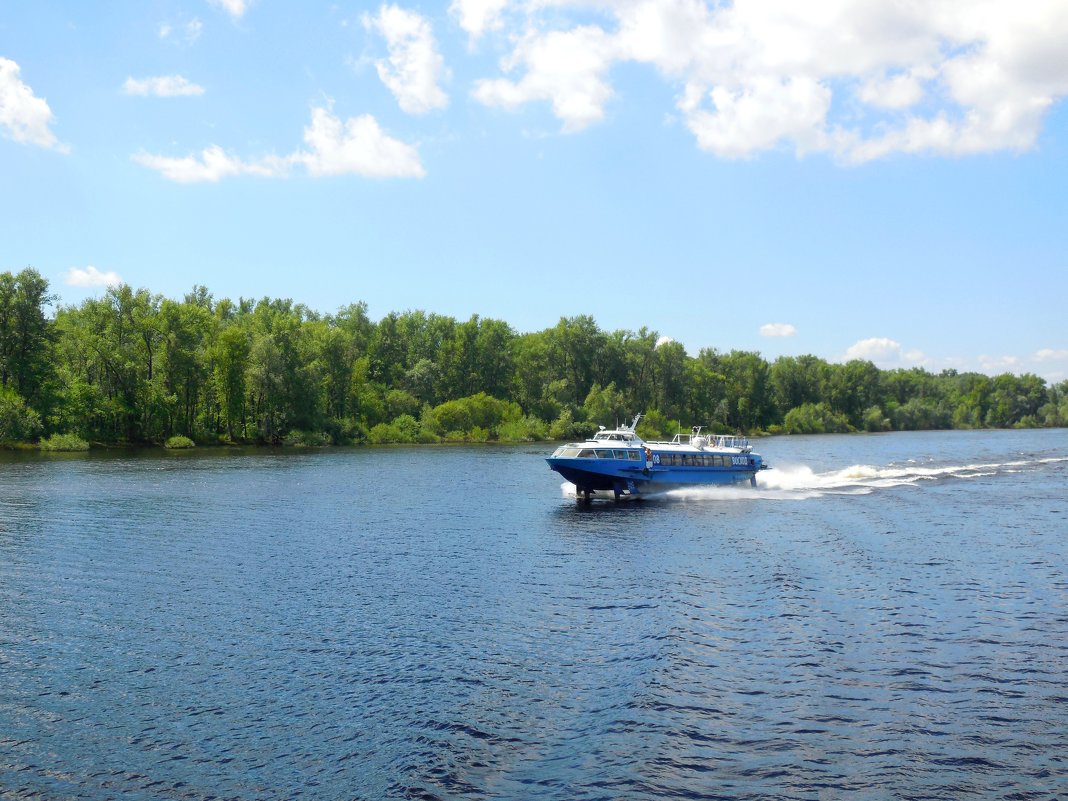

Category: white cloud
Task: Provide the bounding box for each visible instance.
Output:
[846,337,903,362]
[655,335,674,348]
[296,106,425,177]
[123,75,205,97]
[160,18,203,44]
[0,57,67,152]
[65,266,123,288]
[473,25,617,132]
[364,5,449,114]
[844,337,928,368]
[451,0,509,41]
[134,107,424,182]
[466,0,1068,160]
[1034,348,1068,362]
[759,322,797,337]
[858,68,932,110]
[681,75,833,158]
[1030,349,1068,382]
[132,145,290,183]
[209,0,250,20]
[979,354,1021,373]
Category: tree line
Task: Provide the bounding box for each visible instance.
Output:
[1,268,1066,447]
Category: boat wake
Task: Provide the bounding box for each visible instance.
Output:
[560,456,1068,502]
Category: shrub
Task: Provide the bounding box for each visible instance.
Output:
[283,429,331,447]
[424,393,520,436]
[39,433,90,452]
[0,388,42,443]
[367,415,421,444]
[367,423,396,445]
[164,435,196,449]
[891,398,951,431]
[549,409,595,441]
[861,406,891,432]
[783,403,851,434]
[497,415,549,442]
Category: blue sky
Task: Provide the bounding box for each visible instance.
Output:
[2,0,1067,382]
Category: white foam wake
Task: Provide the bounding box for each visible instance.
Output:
[558,455,1064,502]
[750,456,1057,499]
[559,457,1059,501]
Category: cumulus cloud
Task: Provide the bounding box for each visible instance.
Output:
[1034,348,1068,362]
[123,75,205,97]
[364,5,449,114]
[0,57,67,152]
[450,0,509,41]
[474,24,617,132]
[844,337,928,368]
[209,0,251,20]
[979,354,1021,373]
[296,106,425,177]
[65,266,123,288]
[132,145,290,183]
[759,322,797,337]
[1030,348,1068,382]
[466,0,1068,160]
[655,335,674,348]
[134,106,424,182]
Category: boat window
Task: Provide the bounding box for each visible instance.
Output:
[578,449,596,458]
[628,450,640,461]
[613,450,629,459]
[560,448,580,457]
[596,449,614,459]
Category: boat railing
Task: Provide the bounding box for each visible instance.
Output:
[665,429,752,452]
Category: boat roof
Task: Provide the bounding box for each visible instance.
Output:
[573,416,753,453]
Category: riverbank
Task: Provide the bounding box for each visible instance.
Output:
[6,420,1057,454]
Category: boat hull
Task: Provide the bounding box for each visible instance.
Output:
[547,457,758,495]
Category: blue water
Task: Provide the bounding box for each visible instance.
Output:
[1,429,1067,800]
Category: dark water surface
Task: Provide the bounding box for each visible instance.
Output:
[2,429,1067,800]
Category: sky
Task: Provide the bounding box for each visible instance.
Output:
[2,0,1067,382]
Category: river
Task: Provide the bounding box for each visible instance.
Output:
[2,428,1067,800]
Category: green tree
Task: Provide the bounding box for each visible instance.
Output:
[0,268,54,407]
[582,382,628,427]
[0,386,42,442]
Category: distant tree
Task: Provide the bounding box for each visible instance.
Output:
[0,268,54,405]
[10,277,1056,446]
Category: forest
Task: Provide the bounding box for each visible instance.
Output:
[1,268,1066,448]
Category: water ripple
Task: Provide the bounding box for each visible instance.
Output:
[1,432,1068,799]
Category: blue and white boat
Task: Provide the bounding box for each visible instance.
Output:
[546,414,768,501]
